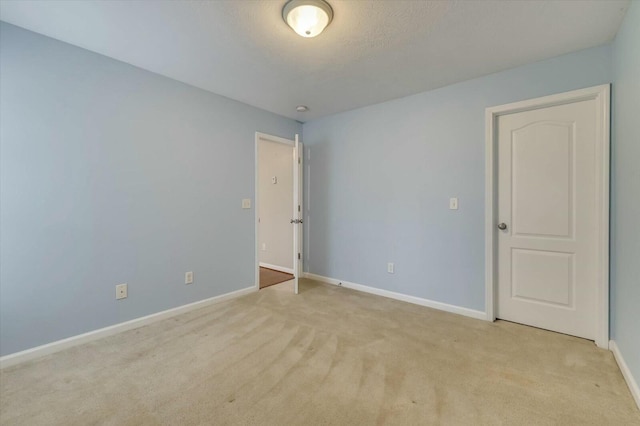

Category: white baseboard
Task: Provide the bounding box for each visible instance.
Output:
[259,262,294,274]
[303,272,486,321]
[0,286,257,369]
[610,340,640,410]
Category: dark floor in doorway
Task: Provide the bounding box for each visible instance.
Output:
[259,267,293,289]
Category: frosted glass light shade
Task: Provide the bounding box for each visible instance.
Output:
[283,0,333,38]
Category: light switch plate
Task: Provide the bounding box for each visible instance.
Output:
[242,199,251,209]
[185,271,193,285]
[449,198,458,210]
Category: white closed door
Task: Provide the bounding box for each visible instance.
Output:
[496,99,600,340]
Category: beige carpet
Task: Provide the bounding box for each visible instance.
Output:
[259,267,293,289]
[1,278,638,425]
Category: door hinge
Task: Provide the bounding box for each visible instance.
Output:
[298,205,301,212]
[298,157,301,164]
[298,253,301,260]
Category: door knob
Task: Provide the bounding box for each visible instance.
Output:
[498,223,508,230]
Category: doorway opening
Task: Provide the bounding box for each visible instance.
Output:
[254,132,303,293]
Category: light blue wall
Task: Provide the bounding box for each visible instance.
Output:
[611,0,640,392]
[302,45,612,312]
[0,23,301,356]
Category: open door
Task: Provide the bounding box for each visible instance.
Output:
[292,134,303,294]
[255,132,298,292]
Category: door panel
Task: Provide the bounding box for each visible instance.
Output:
[293,135,303,294]
[511,249,573,307]
[497,100,597,340]
[512,122,573,238]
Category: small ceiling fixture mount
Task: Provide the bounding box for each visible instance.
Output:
[283,0,333,38]
[296,105,309,112]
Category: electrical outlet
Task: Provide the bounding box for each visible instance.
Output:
[185,271,194,285]
[116,283,127,300]
[387,263,394,274]
[242,199,251,209]
[449,197,458,210]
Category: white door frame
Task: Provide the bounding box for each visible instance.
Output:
[484,84,610,348]
[254,132,295,291]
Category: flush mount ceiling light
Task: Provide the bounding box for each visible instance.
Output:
[296,105,309,112]
[283,0,333,38]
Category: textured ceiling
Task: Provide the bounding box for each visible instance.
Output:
[0,0,630,121]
